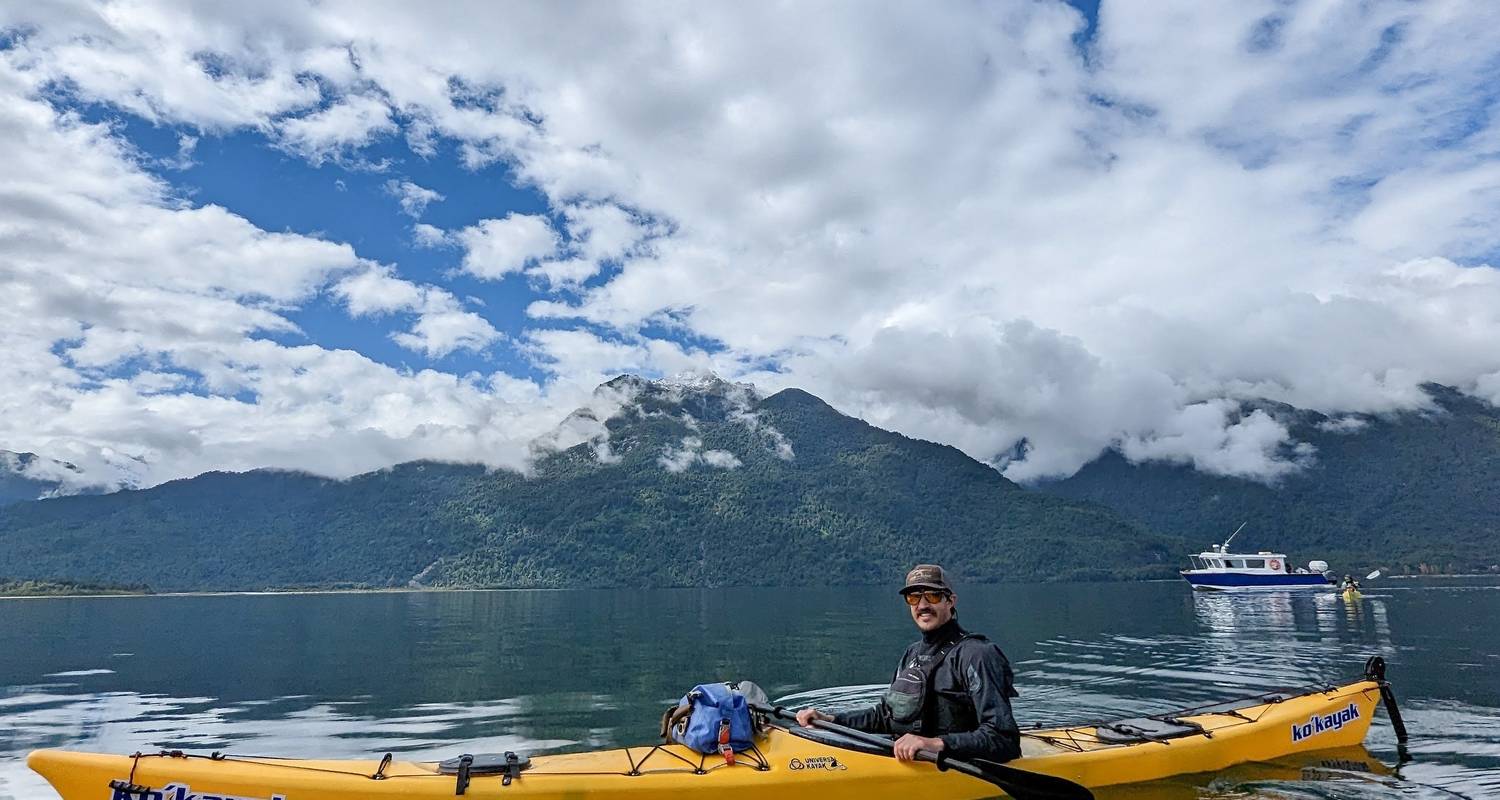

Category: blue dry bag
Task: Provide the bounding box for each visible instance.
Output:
[665,683,756,759]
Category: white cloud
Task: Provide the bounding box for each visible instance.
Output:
[520,204,658,288]
[1317,416,1369,435]
[658,436,741,473]
[159,133,197,170]
[456,214,559,280]
[1119,403,1310,483]
[564,203,653,262]
[334,267,427,315]
[0,3,328,128]
[699,448,742,469]
[412,223,449,248]
[528,257,600,288]
[333,267,500,357]
[1478,371,1500,407]
[277,93,395,163]
[384,179,444,218]
[0,54,563,490]
[3,0,1500,489]
[390,309,501,358]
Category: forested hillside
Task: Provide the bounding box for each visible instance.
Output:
[0,377,1173,591]
[1040,386,1500,574]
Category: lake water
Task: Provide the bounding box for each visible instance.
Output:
[3,577,1498,799]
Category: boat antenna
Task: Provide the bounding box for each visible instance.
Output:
[1221,521,1248,552]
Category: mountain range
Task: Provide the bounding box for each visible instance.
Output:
[1,377,1495,592]
[1040,384,1500,575]
[0,451,99,506]
[0,375,1169,591]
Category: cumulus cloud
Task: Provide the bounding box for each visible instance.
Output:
[456,214,559,280]
[3,0,1500,490]
[0,49,574,490]
[522,204,659,288]
[529,257,600,289]
[1119,403,1313,483]
[334,267,427,315]
[389,309,500,358]
[384,179,444,218]
[333,267,500,357]
[276,93,395,163]
[412,223,449,248]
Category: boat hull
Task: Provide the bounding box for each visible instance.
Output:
[1182,571,1334,591]
[29,680,1383,799]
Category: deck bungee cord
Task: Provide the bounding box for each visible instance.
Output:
[107,741,775,786]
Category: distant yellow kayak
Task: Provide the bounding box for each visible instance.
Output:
[31,673,1397,799]
[1343,589,1362,601]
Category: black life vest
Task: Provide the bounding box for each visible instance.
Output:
[883,632,986,736]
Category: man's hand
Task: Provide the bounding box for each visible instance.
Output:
[892,733,945,762]
[795,708,833,728]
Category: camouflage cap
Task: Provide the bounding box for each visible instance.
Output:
[900,564,952,595]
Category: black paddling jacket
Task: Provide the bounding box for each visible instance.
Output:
[832,620,1022,762]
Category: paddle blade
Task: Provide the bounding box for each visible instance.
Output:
[1366,570,1381,580]
[963,756,1095,800]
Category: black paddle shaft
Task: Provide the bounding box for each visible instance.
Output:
[755,704,1094,800]
[1364,656,1409,744]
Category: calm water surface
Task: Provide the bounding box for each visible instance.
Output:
[3,578,1498,798]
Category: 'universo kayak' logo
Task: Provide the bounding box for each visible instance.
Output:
[789,756,847,771]
[110,783,286,800]
[1290,703,1361,743]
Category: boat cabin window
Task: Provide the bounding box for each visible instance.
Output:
[1226,559,1246,568]
[1206,558,1224,568]
[1244,558,1266,569]
[1190,556,1206,569]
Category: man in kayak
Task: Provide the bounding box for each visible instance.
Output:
[795,564,1022,764]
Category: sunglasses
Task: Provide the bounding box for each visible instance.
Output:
[903,590,950,606]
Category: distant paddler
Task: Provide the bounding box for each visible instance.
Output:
[794,564,1022,764]
[1341,570,1381,599]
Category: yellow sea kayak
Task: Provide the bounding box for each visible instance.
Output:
[31,676,1392,800]
[1343,589,1362,601]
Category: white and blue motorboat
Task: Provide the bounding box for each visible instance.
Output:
[1180,524,1336,592]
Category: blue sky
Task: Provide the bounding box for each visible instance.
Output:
[2,1,1498,491]
[99,107,554,378]
[60,0,1107,384]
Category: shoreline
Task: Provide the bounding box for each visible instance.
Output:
[5,572,1498,600]
[0,585,560,600]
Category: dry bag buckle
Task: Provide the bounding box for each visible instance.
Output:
[718,719,735,766]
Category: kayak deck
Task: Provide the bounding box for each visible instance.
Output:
[30,678,1383,800]
[1012,679,1380,787]
[33,733,1001,800]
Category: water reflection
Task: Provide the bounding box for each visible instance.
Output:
[3,578,1499,799]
